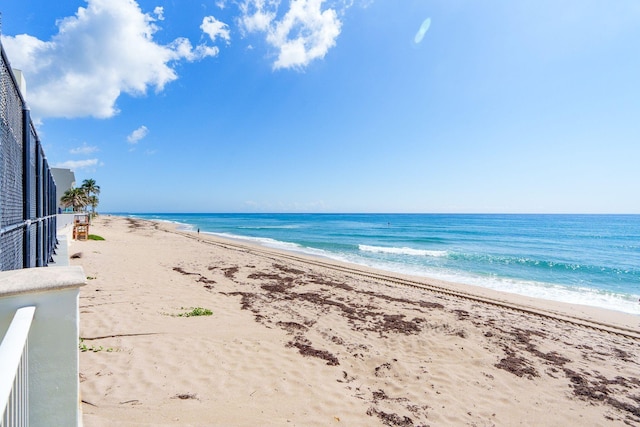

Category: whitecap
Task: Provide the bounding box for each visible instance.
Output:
[359,244,447,257]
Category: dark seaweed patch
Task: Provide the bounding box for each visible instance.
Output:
[287,341,339,366]
[276,321,307,334]
[366,407,414,426]
[495,355,538,379]
[377,315,423,335]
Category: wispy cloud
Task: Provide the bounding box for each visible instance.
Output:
[1,0,226,119]
[127,125,149,144]
[70,143,99,155]
[54,159,99,170]
[239,0,279,33]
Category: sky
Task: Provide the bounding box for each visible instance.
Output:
[1,0,639,214]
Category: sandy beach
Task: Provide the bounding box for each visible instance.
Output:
[73,216,640,426]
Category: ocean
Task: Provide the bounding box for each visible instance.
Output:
[129,213,640,315]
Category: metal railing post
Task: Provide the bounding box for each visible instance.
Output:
[22,108,32,269]
[35,142,43,267]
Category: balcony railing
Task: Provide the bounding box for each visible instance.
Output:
[0,306,35,427]
[0,267,85,426]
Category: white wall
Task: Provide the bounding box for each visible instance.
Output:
[50,168,76,212]
[57,213,76,232]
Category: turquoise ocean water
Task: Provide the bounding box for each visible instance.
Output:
[129,213,640,315]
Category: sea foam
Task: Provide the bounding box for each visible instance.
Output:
[359,244,447,257]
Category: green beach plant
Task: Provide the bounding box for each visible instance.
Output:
[79,338,113,353]
[177,307,213,317]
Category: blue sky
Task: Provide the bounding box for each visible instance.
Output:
[2,0,639,213]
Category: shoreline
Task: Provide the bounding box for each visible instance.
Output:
[132,213,640,317]
[168,220,640,327]
[75,215,640,426]
[173,223,640,334]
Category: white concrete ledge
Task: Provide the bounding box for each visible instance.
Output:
[0,266,85,297]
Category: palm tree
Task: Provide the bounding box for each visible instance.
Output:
[81,179,101,217]
[60,188,89,212]
[81,179,100,196]
[88,195,99,217]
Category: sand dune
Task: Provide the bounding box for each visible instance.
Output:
[74,216,640,426]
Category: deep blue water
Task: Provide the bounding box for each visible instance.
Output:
[127,213,640,315]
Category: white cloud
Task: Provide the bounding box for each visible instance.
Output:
[202,16,231,44]
[127,125,149,144]
[239,0,279,33]
[239,0,343,70]
[167,37,220,61]
[70,143,99,155]
[54,159,99,170]
[1,0,224,119]
[154,6,165,21]
[270,0,341,69]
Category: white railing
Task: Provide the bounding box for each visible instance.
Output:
[0,266,85,426]
[0,306,36,427]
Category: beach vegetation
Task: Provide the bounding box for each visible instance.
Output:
[88,234,105,240]
[177,307,213,317]
[79,338,113,353]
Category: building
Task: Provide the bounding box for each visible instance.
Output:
[51,168,76,213]
[11,68,27,97]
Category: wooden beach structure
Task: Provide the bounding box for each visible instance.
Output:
[73,214,90,241]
